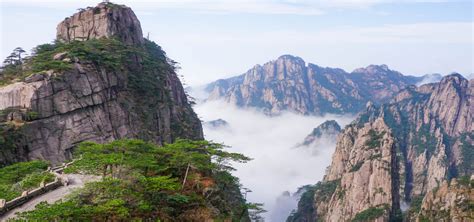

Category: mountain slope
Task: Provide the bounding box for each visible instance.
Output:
[289,74,473,221]
[205,55,431,115]
[0,2,202,166]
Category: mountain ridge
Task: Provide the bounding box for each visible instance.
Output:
[204,54,444,115]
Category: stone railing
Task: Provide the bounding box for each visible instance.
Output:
[0,157,80,215]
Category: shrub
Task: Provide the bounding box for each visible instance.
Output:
[365,129,385,149]
[15,139,251,221]
[352,206,386,222]
[350,161,364,172]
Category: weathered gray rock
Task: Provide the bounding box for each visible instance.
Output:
[0,3,202,166]
[56,2,144,45]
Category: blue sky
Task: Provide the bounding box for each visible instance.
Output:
[1,0,473,85]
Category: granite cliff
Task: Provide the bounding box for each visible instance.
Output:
[0,2,202,166]
[205,55,433,115]
[289,74,473,221]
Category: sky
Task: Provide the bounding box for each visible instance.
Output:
[0,0,473,86]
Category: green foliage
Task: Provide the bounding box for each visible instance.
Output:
[16,139,251,221]
[459,133,474,175]
[412,124,438,155]
[0,160,48,184]
[351,206,386,222]
[0,123,25,161]
[457,175,473,187]
[287,180,340,222]
[25,111,39,121]
[408,195,424,215]
[365,129,385,149]
[0,64,25,86]
[247,202,267,221]
[0,38,137,86]
[350,161,364,172]
[0,160,53,200]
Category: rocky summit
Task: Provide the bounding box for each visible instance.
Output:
[205,55,432,115]
[0,2,202,166]
[56,2,144,45]
[288,74,473,221]
[297,120,341,147]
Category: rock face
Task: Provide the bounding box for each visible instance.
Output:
[56,2,144,45]
[289,74,473,221]
[0,3,202,166]
[417,177,473,221]
[205,55,430,115]
[298,120,341,147]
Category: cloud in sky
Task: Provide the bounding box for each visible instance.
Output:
[163,21,473,85]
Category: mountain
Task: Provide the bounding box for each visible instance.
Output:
[205,55,438,115]
[0,2,202,166]
[0,3,252,221]
[288,74,473,221]
[297,120,341,147]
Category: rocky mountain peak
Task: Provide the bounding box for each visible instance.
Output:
[275,54,305,65]
[206,55,432,115]
[297,120,341,148]
[439,73,466,85]
[56,2,144,45]
[0,2,202,166]
[353,64,389,73]
[310,120,341,138]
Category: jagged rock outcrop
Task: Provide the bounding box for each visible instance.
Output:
[0,3,202,166]
[297,120,341,147]
[56,2,144,45]
[416,177,473,221]
[289,74,473,221]
[205,55,431,115]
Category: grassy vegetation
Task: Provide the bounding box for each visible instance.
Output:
[15,139,252,221]
[365,129,385,149]
[0,160,53,201]
[351,206,386,222]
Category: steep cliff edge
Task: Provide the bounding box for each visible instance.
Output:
[0,3,202,166]
[289,74,473,221]
[205,55,430,115]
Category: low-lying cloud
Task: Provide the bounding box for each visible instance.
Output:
[194,100,354,221]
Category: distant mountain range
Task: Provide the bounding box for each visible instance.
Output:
[204,55,444,115]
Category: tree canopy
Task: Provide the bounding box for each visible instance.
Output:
[15,139,253,221]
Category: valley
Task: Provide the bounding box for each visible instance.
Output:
[0,1,472,221]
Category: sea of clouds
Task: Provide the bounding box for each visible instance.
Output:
[194,100,354,221]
